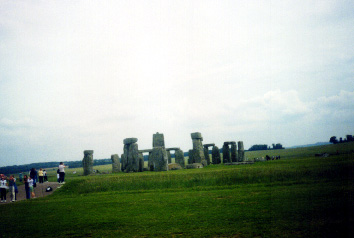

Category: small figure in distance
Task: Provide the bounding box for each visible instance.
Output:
[43,169,48,182]
[0,175,8,203]
[58,162,66,184]
[24,175,31,199]
[28,176,36,198]
[38,168,44,183]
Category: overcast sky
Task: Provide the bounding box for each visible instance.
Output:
[1,0,353,167]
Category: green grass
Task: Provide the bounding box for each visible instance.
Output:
[1,142,354,237]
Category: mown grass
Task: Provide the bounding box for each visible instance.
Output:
[1,142,354,237]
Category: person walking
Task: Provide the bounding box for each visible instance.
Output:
[38,168,44,183]
[0,175,8,203]
[24,175,30,199]
[58,162,66,184]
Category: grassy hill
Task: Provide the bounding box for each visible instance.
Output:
[1,142,353,237]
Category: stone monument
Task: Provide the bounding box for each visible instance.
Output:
[149,132,168,171]
[82,150,94,176]
[191,132,206,165]
[212,145,221,164]
[111,154,121,173]
[222,142,231,163]
[238,141,245,162]
[231,142,237,162]
[122,138,140,172]
[174,149,185,168]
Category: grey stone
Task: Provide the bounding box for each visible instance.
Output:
[175,149,185,168]
[231,142,237,162]
[222,142,230,163]
[166,147,180,151]
[122,139,140,172]
[111,154,121,173]
[148,147,168,171]
[138,153,144,172]
[168,163,183,170]
[212,146,221,164]
[191,132,203,140]
[203,143,215,147]
[82,150,94,176]
[191,132,206,164]
[188,149,194,164]
[123,138,138,145]
[203,147,211,165]
[139,149,153,153]
[238,141,245,162]
[153,132,165,148]
[167,150,172,164]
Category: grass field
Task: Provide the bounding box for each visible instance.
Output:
[1,142,354,237]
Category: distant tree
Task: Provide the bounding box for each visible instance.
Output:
[347,135,353,142]
[329,136,338,144]
[248,144,268,151]
[340,137,343,143]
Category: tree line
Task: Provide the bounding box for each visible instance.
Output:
[329,134,354,144]
[248,143,284,151]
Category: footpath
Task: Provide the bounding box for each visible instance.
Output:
[0,181,61,204]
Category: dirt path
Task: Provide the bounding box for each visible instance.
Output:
[0,182,62,204]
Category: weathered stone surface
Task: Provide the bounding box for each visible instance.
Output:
[153,132,165,147]
[191,132,206,164]
[212,146,221,164]
[139,149,153,153]
[238,141,245,162]
[111,154,121,173]
[222,143,230,163]
[231,142,237,162]
[175,149,185,168]
[121,139,140,173]
[138,153,144,172]
[82,150,94,176]
[186,163,203,169]
[188,149,194,164]
[167,150,172,164]
[123,138,138,145]
[166,147,180,151]
[203,143,215,147]
[191,132,203,139]
[203,147,211,165]
[168,163,182,170]
[148,147,168,171]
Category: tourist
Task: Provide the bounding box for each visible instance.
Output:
[58,162,66,184]
[28,176,35,198]
[43,169,48,182]
[0,175,8,203]
[38,168,44,183]
[30,168,37,188]
[8,175,16,202]
[24,175,30,199]
[57,169,60,183]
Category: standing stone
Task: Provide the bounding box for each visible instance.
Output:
[191,132,206,164]
[188,149,194,164]
[175,149,185,168]
[212,146,221,164]
[149,132,169,171]
[122,138,140,172]
[149,147,168,171]
[238,141,245,162]
[82,150,94,176]
[231,142,237,162]
[138,153,144,172]
[111,154,121,173]
[167,150,172,164]
[153,132,165,147]
[203,147,211,165]
[222,143,230,163]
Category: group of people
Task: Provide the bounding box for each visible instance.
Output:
[0,162,66,203]
[1,174,18,202]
